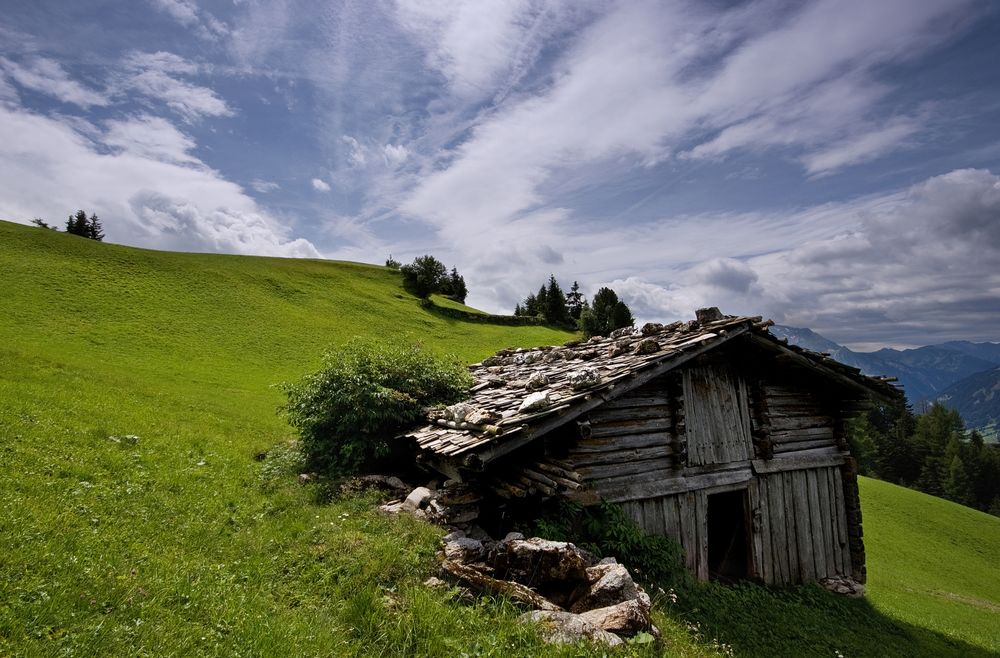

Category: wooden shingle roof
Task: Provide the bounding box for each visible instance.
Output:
[404,311,900,466]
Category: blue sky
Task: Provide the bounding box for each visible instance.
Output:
[2,0,999,349]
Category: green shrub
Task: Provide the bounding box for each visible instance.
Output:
[281,338,472,475]
[532,500,689,591]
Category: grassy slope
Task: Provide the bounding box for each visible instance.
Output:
[862,476,1000,652]
[0,221,721,657]
[2,220,998,657]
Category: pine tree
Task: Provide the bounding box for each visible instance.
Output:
[944,454,974,506]
[535,285,548,318]
[446,267,467,303]
[66,210,88,236]
[566,281,585,320]
[544,275,569,324]
[87,213,104,241]
[522,293,538,317]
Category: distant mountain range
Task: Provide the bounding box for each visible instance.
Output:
[770,325,1000,438]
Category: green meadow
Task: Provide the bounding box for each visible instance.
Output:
[1,219,997,656]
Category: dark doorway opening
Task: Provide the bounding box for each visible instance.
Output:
[707,489,750,582]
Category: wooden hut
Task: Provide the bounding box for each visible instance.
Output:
[404,308,900,585]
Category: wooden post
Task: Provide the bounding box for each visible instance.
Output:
[840,457,866,583]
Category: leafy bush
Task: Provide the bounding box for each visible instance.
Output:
[532,500,689,590]
[281,338,472,475]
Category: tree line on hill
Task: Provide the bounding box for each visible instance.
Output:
[31,209,105,241]
[850,400,1000,516]
[514,276,634,337]
[386,254,467,303]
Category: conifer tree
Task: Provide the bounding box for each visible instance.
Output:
[535,285,548,318]
[87,213,104,241]
[544,274,569,324]
[566,280,585,320]
[66,210,88,236]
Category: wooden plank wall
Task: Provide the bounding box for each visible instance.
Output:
[683,364,753,465]
[620,466,850,585]
[762,384,838,456]
[620,491,707,580]
[568,380,680,494]
[753,466,850,584]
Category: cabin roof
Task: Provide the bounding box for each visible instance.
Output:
[404,311,901,466]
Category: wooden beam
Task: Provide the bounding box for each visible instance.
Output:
[751,452,847,474]
[574,467,754,504]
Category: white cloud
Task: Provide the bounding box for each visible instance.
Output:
[149,0,229,40]
[801,116,923,175]
[311,178,331,192]
[0,56,108,108]
[102,114,199,165]
[0,105,318,258]
[394,0,551,99]
[401,0,973,244]
[594,169,1000,348]
[119,52,232,122]
[251,179,280,193]
[382,143,409,167]
[341,136,367,167]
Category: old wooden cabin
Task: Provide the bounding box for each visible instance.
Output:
[405,308,900,586]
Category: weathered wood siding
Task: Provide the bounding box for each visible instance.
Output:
[751,466,850,584]
[568,380,679,496]
[621,491,709,581]
[759,384,838,456]
[683,364,752,465]
[620,465,849,585]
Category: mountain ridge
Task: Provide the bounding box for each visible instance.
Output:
[771,324,1000,436]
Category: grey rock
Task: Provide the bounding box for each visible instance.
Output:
[608,342,629,357]
[519,610,623,648]
[465,408,500,425]
[493,537,591,587]
[443,537,485,563]
[443,530,467,542]
[402,486,433,512]
[819,576,866,597]
[567,368,601,390]
[578,592,651,636]
[525,372,551,391]
[640,322,664,336]
[518,391,552,413]
[634,338,660,355]
[570,564,640,613]
[504,531,525,542]
[443,402,473,422]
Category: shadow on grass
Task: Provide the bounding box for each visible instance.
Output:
[675,582,992,658]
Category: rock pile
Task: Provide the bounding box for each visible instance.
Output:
[381,482,657,647]
[438,532,655,647]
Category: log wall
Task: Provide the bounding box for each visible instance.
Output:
[568,379,680,497]
[756,384,838,456]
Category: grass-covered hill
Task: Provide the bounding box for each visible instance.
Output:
[1,219,998,656]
